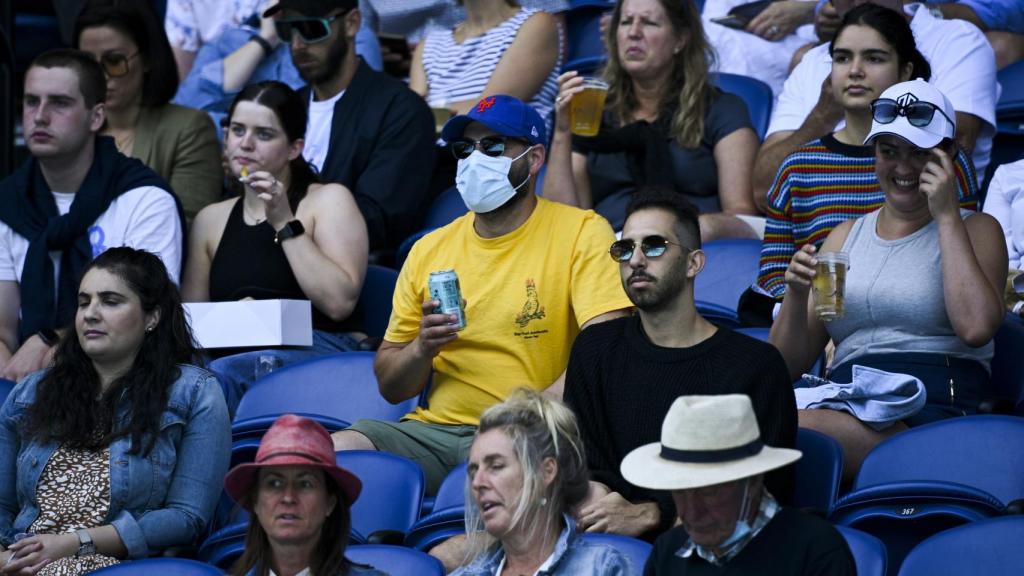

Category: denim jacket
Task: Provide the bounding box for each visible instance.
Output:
[453,514,636,575]
[0,364,230,558]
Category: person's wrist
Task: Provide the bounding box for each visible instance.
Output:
[63,533,80,559]
[249,34,274,56]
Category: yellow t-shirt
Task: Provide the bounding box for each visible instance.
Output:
[386,198,632,426]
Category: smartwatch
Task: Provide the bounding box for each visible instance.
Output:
[274,220,305,244]
[75,529,96,558]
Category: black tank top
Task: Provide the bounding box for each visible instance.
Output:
[208,199,362,334]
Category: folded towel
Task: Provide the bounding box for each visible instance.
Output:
[795,365,927,431]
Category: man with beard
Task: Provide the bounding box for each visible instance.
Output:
[266,0,435,251]
[563,187,796,541]
[331,95,632,496]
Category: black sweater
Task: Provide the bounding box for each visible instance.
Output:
[564,316,797,537]
[644,507,856,575]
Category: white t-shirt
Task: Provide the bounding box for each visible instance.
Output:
[767,3,998,180]
[304,90,346,174]
[0,186,183,288]
[982,158,1024,270]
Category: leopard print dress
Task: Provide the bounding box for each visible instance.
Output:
[28,444,120,575]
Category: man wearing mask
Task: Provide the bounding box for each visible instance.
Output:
[268,0,435,251]
[332,95,632,495]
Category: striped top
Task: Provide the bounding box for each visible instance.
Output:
[756,134,978,299]
[423,8,561,136]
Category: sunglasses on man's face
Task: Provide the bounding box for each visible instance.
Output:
[274,14,339,44]
[608,235,684,262]
[871,98,954,128]
[451,136,526,160]
[97,52,138,78]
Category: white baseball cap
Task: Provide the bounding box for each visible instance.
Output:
[864,79,956,149]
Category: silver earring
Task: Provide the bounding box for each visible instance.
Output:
[540,497,548,507]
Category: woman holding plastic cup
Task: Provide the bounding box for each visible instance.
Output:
[545,0,760,238]
[768,79,1007,481]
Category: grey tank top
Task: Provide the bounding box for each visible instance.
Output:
[828,209,993,371]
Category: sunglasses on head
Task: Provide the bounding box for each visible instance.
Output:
[96,52,138,78]
[274,14,339,44]
[451,136,527,160]
[608,235,684,262]
[871,98,954,128]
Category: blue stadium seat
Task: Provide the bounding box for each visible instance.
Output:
[425,185,469,229]
[565,3,613,75]
[579,533,653,573]
[347,544,444,576]
[896,516,1024,576]
[794,428,843,514]
[0,379,15,404]
[990,314,1024,415]
[90,558,223,575]
[713,72,773,141]
[836,526,887,576]
[406,462,468,551]
[694,239,762,327]
[343,450,426,542]
[231,352,418,440]
[358,265,398,341]
[734,327,824,379]
[830,415,1024,572]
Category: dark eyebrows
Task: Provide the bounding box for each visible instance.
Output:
[78,290,126,299]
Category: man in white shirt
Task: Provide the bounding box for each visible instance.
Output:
[0,50,182,381]
[751,0,998,211]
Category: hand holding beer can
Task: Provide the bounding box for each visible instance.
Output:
[812,252,849,321]
[429,269,466,330]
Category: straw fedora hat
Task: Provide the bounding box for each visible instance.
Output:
[621,395,801,491]
[224,414,362,510]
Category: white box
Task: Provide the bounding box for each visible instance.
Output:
[184,300,313,349]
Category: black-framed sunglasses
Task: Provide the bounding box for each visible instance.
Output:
[451,136,527,160]
[274,14,339,44]
[97,52,139,78]
[871,98,954,128]
[608,235,685,262]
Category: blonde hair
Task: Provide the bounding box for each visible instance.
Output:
[603,0,717,149]
[464,389,589,561]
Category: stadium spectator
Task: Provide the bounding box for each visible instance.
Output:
[565,188,796,540]
[753,0,998,211]
[265,0,435,252]
[749,3,978,320]
[624,395,855,574]
[165,0,264,79]
[929,0,1024,69]
[76,0,223,223]
[183,81,368,417]
[410,0,560,130]
[0,50,183,382]
[224,414,385,576]
[769,80,1007,480]
[0,247,230,571]
[454,389,635,575]
[330,95,631,495]
[982,158,1024,315]
[545,0,761,239]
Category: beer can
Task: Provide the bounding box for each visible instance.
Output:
[428,269,466,330]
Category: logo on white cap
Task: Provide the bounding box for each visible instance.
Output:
[895,92,918,107]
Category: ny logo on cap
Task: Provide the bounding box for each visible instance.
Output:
[531,126,539,138]
[895,93,918,107]
[476,97,496,113]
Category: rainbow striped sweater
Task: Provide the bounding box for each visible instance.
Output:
[756,134,978,299]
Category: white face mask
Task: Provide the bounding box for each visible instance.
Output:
[455,146,533,214]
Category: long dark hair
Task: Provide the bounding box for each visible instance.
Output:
[74,0,179,106]
[226,81,319,214]
[24,248,198,455]
[829,3,931,81]
[231,473,353,576]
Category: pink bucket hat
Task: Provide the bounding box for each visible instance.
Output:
[224,414,362,510]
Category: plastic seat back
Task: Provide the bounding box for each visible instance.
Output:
[694,239,762,327]
[90,558,224,575]
[342,450,426,540]
[897,516,1024,576]
[358,265,398,339]
[794,428,843,514]
[990,315,1024,414]
[232,352,417,438]
[347,544,444,576]
[565,3,613,75]
[425,185,469,229]
[713,72,773,141]
[406,463,469,551]
[836,526,887,576]
[579,533,653,574]
[0,379,15,404]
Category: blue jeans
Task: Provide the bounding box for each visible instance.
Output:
[209,330,360,419]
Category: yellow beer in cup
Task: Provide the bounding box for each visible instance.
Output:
[812,252,849,321]
[570,78,610,137]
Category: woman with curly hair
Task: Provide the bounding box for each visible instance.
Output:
[0,247,230,574]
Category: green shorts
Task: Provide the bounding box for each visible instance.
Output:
[348,418,476,494]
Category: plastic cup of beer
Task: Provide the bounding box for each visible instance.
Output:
[570,78,609,137]
[813,252,849,321]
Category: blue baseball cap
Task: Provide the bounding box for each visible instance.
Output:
[441,95,547,146]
